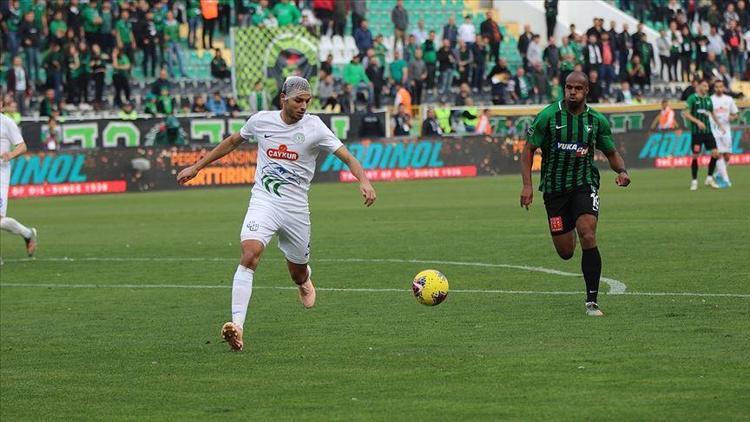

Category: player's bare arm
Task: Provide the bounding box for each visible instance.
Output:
[684,110,706,131]
[519,141,536,209]
[603,149,631,187]
[176,132,244,184]
[0,141,27,163]
[333,146,377,207]
[710,111,726,133]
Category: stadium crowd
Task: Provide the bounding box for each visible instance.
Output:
[1,0,749,126]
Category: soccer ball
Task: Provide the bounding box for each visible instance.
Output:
[411,269,449,306]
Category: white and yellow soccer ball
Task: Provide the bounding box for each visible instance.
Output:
[411,269,449,306]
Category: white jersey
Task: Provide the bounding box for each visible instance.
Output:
[240,111,343,210]
[710,94,738,129]
[1,113,24,171]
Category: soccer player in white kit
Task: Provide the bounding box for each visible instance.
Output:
[176,77,376,351]
[710,79,738,188]
[0,110,38,257]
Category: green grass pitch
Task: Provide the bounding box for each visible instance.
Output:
[1,167,749,420]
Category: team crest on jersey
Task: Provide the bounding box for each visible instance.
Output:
[292,133,305,144]
[267,144,299,161]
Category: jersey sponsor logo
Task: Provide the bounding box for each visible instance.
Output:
[549,216,564,233]
[555,124,567,130]
[267,144,299,161]
[556,142,589,156]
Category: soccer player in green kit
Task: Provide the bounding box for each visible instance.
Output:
[520,71,631,316]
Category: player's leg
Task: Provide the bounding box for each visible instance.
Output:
[278,211,315,308]
[704,134,719,188]
[715,132,732,186]
[544,191,577,260]
[690,137,701,190]
[722,153,732,186]
[573,186,603,316]
[0,176,37,257]
[551,232,576,260]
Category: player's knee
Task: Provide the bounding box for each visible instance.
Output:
[557,250,574,260]
[240,250,260,270]
[579,232,597,249]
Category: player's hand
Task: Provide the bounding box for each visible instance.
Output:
[696,121,706,131]
[176,165,199,185]
[0,152,12,163]
[360,182,376,207]
[520,185,533,210]
[616,171,631,187]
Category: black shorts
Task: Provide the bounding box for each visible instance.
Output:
[691,132,717,153]
[543,185,599,235]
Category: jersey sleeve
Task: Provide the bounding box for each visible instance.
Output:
[239,114,257,141]
[685,94,695,111]
[3,117,24,146]
[313,116,344,153]
[595,113,615,153]
[526,109,550,148]
[730,99,739,114]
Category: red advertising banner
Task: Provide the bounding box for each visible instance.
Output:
[338,166,478,182]
[10,181,128,198]
[654,153,750,168]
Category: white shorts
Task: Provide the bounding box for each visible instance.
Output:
[239,201,311,264]
[713,130,732,153]
[0,167,10,217]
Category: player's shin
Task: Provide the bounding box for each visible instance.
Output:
[0,217,33,238]
[231,265,254,328]
[582,247,602,303]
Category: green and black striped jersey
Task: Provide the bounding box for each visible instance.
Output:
[685,93,713,134]
[527,101,616,193]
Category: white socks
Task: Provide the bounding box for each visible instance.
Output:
[231,265,254,329]
[715,157,730,183]
[0,217,33,239]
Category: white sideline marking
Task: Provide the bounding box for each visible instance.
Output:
[0,283,748,298]
[1,257,629,294]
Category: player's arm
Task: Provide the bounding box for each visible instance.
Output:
[683,96,706,130]
[709,111,726,133]
[520,111,547,209]
[176,132,244,184]
[597,115,630,187]
[333,146,376,207]
[0,121,27,162]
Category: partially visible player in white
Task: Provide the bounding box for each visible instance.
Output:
[176,76,376,351]
[709,79,738,188]
[1,102,38,259]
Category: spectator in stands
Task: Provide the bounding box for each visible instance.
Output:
[7,56,29,116]
[207,91,227,115]
[249,0,274,26]
[694,26,709,70]
[461,98,479,132]
[248,80,270,112]
[403,34,418,62]
[517,24,534,70]
[626,54,648,89]
[114,8,136,64]
[343,55,373,106]
[457,40,474,85]
[408,48,427,105]
[423,31,438,94]
[187,0,201,48]
[90,44,106,108]
[422,107,443,136]
[616,23,632,79]
[151,68,171,97]
[543,36,559,79]
[584,33,602,76]
[135,10,158,78]
[637,33,654,86]
[43,41,64,101]
[144,93,158,116]
[599,32,615,95]
[43,117,63,150]
[360,106,385,138]
[323,96,341,113]
[658,29,672,81]
[454,82,471,106]
[119,101,138,120]
[412,19,428,45]
[459,15,477,55]
[111,46,132,107]
[481,10,503,64]
[435,100,453,134]
[389,50,408,88]
[679,26,694,83]
[354,19,373,57]
[488,57,510,105]
[83,0,103,47]
[394,82,412,115]
[587,70,603,103]
[544,0,558,40]
[702,52,720,79]
[99,1,115,53]
[707,26,725,61]
[321,53,334,76]
[66,44,83,105]
[351,1,366,37]
[393,103,411,136]
[317,74,336,106]
[391,0,409,52]
[725,20,744,76]
[559,36,576,84]
[474,36,489,92]
[548,76,562,101]
[527,34,543,70]
[511,67,533,104]
[19,11,41,85]
[437,38,456,97]
[192,94,208,113]
[652,99,676,130]
[529,62,547,103]
[365,56,385,108]
[615,80,633,104]
[338,84,355,114]
[567,23,579,43]
[332,0,347,36]
[226,97,242,117]
[164,10,187,78]
[48,10,67,48]
[201,0,218,49]
[443,14,458,49]
[39,88,61,118]
[475,108,492,135]
[211,49,231,80]
[586,17,604,39]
